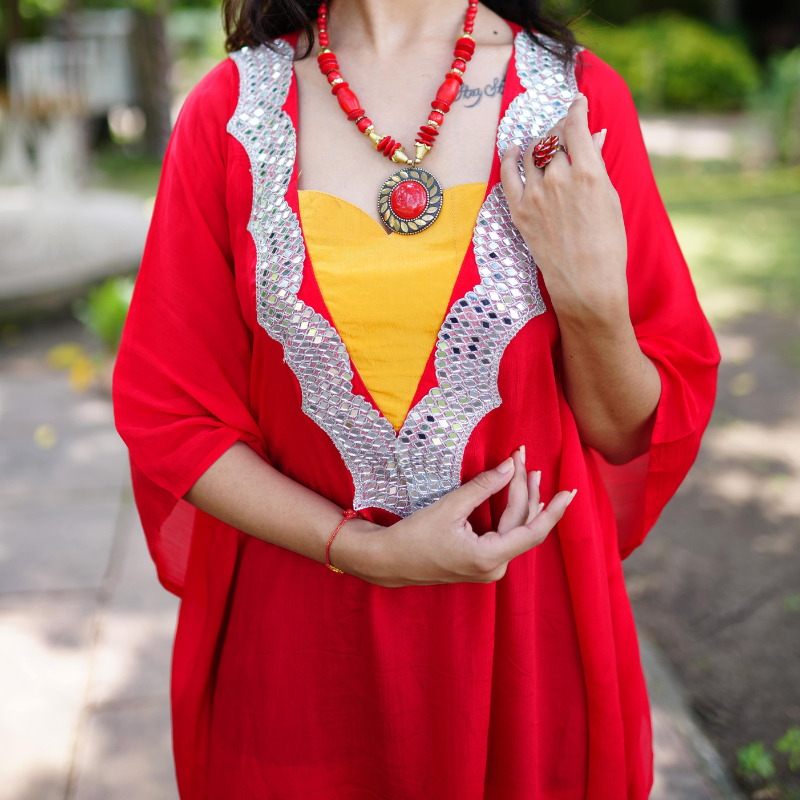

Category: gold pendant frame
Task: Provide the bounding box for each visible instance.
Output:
[378,168,443,235]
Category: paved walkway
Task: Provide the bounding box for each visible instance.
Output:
[0,318,739,799]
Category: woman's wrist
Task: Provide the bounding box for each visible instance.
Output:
[328,517,389,582]
[547,276,630,334]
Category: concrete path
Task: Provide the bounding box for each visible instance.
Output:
[0,318,739,799]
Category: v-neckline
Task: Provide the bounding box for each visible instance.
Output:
[290,30,519,438]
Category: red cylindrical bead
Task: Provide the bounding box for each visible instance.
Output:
[428,111,444,125]
[327,70,343,84]
[452,59,467,72]
[431,99,451,113]
[356,117,372,132]
[436,75,461,106]
[456,37,475,53]
[317,54,338,71]
[347,108,365,121]
[416,131,435,145]
[419,125,439,137]
[335,86,361,115]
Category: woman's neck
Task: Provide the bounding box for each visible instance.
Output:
[325,0,470,55]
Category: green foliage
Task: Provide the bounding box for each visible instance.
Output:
[73,276,135,354]
[784,593,800,612]
[756,49,800,163]
[577,13,760,112]
[736,741,777,781]
[776,727,800,772]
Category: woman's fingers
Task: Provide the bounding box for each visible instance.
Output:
[592,127,607,155]
[480,489,577,565]
[561,93,599,170]
[525,469,541,524]
[497,448,529,534]
[447,456,515,517]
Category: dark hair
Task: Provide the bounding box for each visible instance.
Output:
[222,0,578,63]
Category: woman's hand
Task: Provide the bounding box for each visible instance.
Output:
[498,94,662,465]
[500,93,627,324]
[333,448,576,587]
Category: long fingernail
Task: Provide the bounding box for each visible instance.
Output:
[538,502,544,513]
[600,128,607,148]
[566,489,578,506]
[520,445,526,466]
[534,470,541,487]
[497,457,514,474]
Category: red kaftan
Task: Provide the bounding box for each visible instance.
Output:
[113,24,719,800]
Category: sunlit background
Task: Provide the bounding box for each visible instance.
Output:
[0,0,798,797]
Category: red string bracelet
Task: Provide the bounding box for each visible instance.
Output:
[326,509,364,574]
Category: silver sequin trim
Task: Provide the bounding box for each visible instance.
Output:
[228,32,578,517]
[497,33,580,182]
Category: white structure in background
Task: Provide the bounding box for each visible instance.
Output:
[639,115,776,165]
[0,11,150,312]
[1,10,137,189]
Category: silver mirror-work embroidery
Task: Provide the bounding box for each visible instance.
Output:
[497,33,580,182]
[228,33,578,517]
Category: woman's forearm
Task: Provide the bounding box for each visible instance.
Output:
[183,443,573,587]
[558,302,661,465]
[183,442,383,576]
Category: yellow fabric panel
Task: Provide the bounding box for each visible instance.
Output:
[298,183,487,431]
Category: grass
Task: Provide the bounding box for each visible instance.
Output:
[652,157,800,324]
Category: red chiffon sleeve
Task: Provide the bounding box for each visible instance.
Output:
[113,60,264,595]
[577,51,720,557]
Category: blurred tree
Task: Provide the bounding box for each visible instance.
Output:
[132,6,171,158]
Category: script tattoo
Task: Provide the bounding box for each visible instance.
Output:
[454,75,506,108]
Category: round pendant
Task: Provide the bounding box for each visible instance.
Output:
[378,168,443,235]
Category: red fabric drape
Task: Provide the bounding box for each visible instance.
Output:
[114,31,719,800]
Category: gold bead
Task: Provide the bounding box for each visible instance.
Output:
[451,68,464,77]
[329,77,344,87]
[318,47,332,55]
[391,148,413,164]
[461,32,475,40]
[427,119,440,130]
[414,142,429,163]
[367,130,384,148]
[362,124,374,136]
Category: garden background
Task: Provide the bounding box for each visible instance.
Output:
[0,0,798,796]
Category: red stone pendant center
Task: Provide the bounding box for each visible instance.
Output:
[389,180,428,220]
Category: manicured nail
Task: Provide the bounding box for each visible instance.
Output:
[520,445,526,465]
[599,128,607,148]
[497,457,514,474]
[534,470,541,487]
[566,489,578,506]
[538,502,544,513]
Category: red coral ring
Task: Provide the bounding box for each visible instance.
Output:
[532,134,566,169]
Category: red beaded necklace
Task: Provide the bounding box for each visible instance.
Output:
[316,0,478,234]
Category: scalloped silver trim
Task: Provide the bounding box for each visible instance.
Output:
[227,32,578,517]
